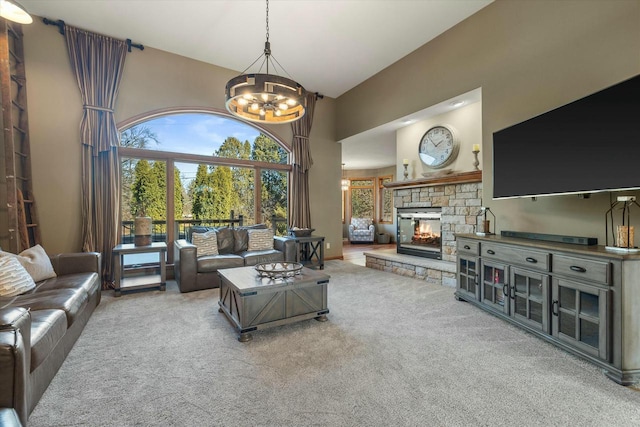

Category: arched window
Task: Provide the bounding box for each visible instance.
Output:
[117,109,291,261]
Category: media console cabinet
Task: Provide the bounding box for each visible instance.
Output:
[455,234,640,385]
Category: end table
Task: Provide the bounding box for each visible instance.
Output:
[289,235,325,269]
[113,242,166,297]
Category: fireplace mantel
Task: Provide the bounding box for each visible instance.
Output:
[384,170,482,190]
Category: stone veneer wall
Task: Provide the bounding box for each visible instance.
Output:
[393,181,483,262]
[365,178,483,287]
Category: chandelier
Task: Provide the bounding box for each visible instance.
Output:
[225,0,307,124]
[341,163,349,191]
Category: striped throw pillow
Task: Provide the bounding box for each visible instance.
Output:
[0,256,36,297]
[247,229,274,251]
[192,231,219,256]
[0,244,57,282]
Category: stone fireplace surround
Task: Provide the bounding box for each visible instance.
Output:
[365,171,482,287]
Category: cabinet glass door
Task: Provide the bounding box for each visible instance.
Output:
[510,267,549,333]
[481,261,508,314]
[457,256,479,300]
[552,278,609,361]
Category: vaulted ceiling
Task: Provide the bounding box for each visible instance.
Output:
[21,0,493,168]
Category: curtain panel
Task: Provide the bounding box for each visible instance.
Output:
[64,26,127,287]
[289,94,317,229]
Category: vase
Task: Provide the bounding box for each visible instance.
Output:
[134,216,152,246]
[616,225,635,248]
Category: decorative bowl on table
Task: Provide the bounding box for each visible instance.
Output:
[288,227,315,237]
[255,262,304,279]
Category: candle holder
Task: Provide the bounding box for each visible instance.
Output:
[472,149,480,171]
[605,195,640,252]
[403,164,409,180]
[475,207,496,236]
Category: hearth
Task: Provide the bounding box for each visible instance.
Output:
[397,207,442,259]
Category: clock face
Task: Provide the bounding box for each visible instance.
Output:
[418,125,459,168]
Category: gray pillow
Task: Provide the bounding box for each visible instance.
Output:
[216,227,235,254]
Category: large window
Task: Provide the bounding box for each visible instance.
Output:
[378,176,393,223]
[118,110,291,261]
[350,178,375,219]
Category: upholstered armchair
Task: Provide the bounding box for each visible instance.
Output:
[348,218,375,243]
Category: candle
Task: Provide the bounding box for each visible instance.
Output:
[403,158,409,166]
[472,144,480,152]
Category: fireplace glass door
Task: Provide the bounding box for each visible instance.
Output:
[397,208,442,259]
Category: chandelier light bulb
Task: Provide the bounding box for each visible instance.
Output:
[238,98,248,106]
[259,109,266,116]
[278,103,288,110]
[261,93,269,101]
[251,103,260,111]
[286,99,297,106]
[275,110,282,116]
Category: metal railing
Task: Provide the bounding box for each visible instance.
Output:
[121,213,289,243]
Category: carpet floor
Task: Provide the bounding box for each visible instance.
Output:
[28,260,640,426]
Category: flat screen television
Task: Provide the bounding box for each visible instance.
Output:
[493,74,640,199]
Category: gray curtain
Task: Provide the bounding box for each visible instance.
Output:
[289,94,317,229]
[64,26,127,287]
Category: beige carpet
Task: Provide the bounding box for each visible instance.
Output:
[28,260,640,426]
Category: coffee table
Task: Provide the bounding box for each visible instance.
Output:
[218,265,330,342]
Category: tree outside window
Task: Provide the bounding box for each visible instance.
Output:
[378,176,393,223]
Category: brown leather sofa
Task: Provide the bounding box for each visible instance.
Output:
[174,226,297,293]
[0,252,101,426]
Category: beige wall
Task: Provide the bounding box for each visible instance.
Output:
[337,0,640,243]
[397,101,482,180]
[21,18,342,258]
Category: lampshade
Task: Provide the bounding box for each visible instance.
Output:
[0,0,32,24]
[224,0,307,124]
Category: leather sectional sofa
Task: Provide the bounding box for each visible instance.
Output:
[0,252,101,426]
[174,225,297,292]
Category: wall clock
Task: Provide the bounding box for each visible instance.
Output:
[418,125,459,169]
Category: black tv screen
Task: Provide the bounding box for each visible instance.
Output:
[493,74,640,199]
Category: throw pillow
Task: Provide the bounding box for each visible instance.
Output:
[216,227,235,254]
[192,231,219,256]
[247,229,274,251]
[233,224,268,253]
[0,256,36,297]
[233,228,249,253]
[0,244,57,282]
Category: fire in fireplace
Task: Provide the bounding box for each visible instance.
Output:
[397,207,442,259]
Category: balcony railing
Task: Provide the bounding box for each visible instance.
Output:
[120,214,288,244]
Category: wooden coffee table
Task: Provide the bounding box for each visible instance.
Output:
[218,265,330,342]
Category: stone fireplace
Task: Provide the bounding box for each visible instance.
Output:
[365,171,482,287]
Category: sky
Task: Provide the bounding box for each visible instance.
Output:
[133,113,262,185]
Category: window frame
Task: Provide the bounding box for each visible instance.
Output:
[348,177,376,222]
[117,108,292,264]
[378,175,393,224]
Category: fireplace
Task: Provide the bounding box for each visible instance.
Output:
[397,207,442,259]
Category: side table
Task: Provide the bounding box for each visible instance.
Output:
[113,242,166,297]
[289,235,325,269]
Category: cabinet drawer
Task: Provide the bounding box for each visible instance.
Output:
[457,238,479,256]
[482,243,550,271]
[552,255,611,285]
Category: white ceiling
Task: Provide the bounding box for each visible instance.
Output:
[20,0,493,168]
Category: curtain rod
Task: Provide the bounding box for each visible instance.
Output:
[42,18,144,52]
